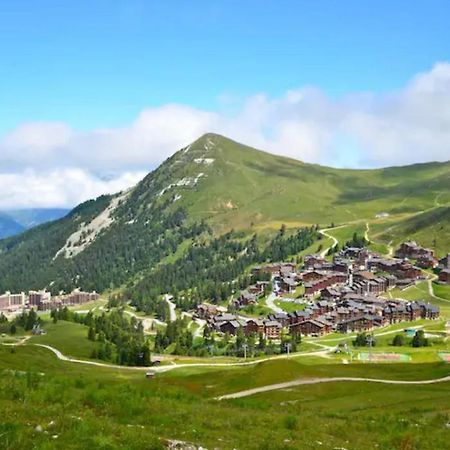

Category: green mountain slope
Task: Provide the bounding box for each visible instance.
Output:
[371,206,450,255]
[161,134,450,230]
[0,133,448,294]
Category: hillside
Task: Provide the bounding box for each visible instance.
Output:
[0,133,449,295]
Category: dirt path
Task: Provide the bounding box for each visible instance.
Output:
[364,222,370,241]
[427,275,450,303]
[318,226,344,257]
[216,374,450,400]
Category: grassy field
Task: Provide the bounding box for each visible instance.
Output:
[274,299,305,313]
[240,302,273,317]
[370,207,450,257]
[0,345,449,449]
[434,283,450,301]
[28,320,100,359]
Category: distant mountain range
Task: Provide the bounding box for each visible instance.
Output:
[0,209,70,239]
[0,133,448,294]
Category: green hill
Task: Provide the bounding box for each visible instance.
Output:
[161,134,449,231]
[0,133,448,295]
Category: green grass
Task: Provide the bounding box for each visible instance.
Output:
[157,238,193,265]
[274,299,305,313]
[71,298,107,312]
[240,302,273,317]
[434,283,450,301]
[1,344,450,450]
[371,206,450,257]
[28,320,100,359]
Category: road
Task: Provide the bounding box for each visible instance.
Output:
[265,292,284,314]
[215,374,450,400]
[165,294,177,321]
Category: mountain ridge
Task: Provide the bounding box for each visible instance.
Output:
[0,133,448,295]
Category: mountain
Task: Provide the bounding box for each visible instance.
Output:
[0,133,449,296]
[0,208,69,239]
[0,213,25,239]
[6,208,70,229]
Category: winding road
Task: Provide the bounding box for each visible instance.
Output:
[216,374,450,400]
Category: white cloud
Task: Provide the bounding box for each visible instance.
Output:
[0,62,449,208]
[0,169,146,210]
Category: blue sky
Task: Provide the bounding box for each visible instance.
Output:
[0,1,449,209]
[1,0,449,134]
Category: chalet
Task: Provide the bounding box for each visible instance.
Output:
[383,304,408,324]
[196,303,219,319]
[438,268,450,284]
[210,313,237,330]
[396,262,422,280]
[235,291,257,308]
[341,247,363,259]
[219,320,245,335]
[288,309,312,326]
[251,281,270,295]
[332,259,351,273]
[417,302,440,319]
[290,319,332,336]
[320,287,342,300]
[317,300,334,314]
[263,320,282,339]
[396,241,434,260]
[416,254,438,269]
[407,302,422,321]
[302,270,325,283]
[438,254,450,270]
[279,276,297,293]
[304,255,327,270]
[267,312,289,327]
[245,319,264,336]
[337,315,381,333]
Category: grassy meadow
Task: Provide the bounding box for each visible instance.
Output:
[0,344,449,450]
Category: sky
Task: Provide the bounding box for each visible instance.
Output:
[0,0,449,209]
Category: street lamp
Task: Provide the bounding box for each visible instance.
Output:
[285,342,291,358]
[242,343,248,360]
[367,334,374,362]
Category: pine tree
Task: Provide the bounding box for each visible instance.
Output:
[88,326,96,341]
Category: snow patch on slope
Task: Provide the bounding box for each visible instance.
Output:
[194,158,214,165]
[157,173,206,197]
[54,190,130,259]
